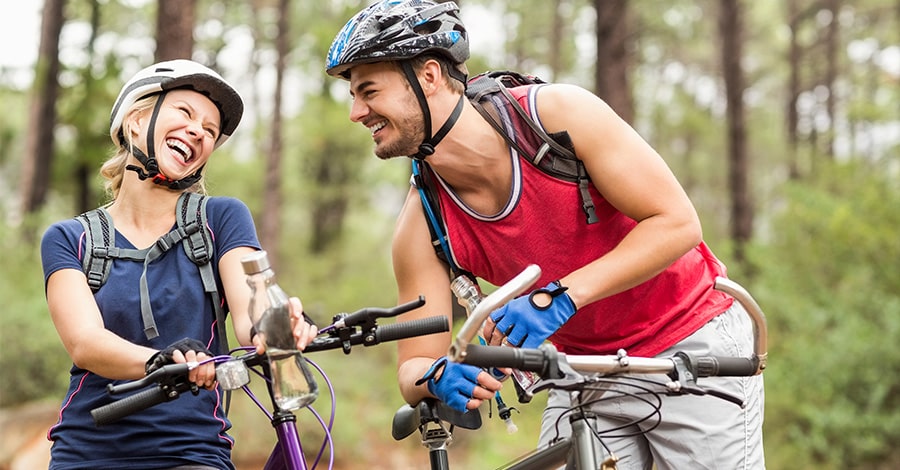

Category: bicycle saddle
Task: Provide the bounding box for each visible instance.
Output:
[391,398,482,440]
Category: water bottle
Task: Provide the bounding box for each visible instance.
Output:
[242,251,318,411]
[450,274,539,404]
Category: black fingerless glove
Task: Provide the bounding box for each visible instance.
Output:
[145,337,213,375]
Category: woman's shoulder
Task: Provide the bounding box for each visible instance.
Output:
[42,215,89,242]
[204,195,250,212]
[202,196,259,250]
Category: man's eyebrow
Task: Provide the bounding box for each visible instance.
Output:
[350,79,376,96]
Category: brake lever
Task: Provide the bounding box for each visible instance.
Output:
[318,296,427,354]
[327,296,426,331]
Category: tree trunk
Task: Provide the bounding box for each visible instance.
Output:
[260,0,289,267]
[823,0,839,160]
[547,0,564,81]
[155,0,196,61]
[73,0,102,214]
[718,0,753,264]
[19,0,65,216]
[593,0,633,124]
[786,0,802,180]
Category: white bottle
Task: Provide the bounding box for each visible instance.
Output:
[242,251,318,411]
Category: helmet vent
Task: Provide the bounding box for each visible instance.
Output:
[413,20,440,35]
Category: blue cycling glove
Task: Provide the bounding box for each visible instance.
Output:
[415,356,482,412]
[489,281,577,349]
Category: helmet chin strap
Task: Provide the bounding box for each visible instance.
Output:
[401,61,465,161]
[124,90,204,190]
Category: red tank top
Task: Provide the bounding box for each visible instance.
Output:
[433,85,732,356]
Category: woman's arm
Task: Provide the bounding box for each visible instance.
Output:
[47,268,156,380]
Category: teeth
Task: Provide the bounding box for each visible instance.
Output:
[166,139,192,162]
[368,121,386,135]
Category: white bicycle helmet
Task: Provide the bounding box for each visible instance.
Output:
[110,59,243,149]
[109,59,244,189]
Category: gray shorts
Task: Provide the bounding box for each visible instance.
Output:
[538,302,766,470]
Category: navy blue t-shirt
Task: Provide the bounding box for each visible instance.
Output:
[41,196,261,470]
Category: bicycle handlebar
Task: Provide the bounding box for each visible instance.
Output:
[448,265,767,376]
[91,297,447,426]
[713,277,768,374]
[461,344,760,378]
[92,363,193,426]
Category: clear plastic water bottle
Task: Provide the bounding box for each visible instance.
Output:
[450,274,540,404]
[242,251,318,411]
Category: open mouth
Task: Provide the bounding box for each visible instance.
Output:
[166,138,193,163]
[368,120,386,136]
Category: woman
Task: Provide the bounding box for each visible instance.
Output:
[40,59,315,469]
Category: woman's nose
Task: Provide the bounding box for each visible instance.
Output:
[185,120,203,139]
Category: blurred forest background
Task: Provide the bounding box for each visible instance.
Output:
[1,0,898,468]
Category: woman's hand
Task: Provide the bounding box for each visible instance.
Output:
[145,338,217,390]
[289,297,318,350]
[251,296,318,354]
[179,349,217,390]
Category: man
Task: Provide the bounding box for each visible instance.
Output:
[325,1,764,468]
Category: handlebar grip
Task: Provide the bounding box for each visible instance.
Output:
[91,386,170,426]
[376,316,449,343]
[695,356,759,377]
[460,344,547,373]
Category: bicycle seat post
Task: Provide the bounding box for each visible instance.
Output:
[420,420,453,470]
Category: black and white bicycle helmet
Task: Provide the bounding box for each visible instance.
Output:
[326,0,470,160]
[109,59,244,189]
[326,0,468,79]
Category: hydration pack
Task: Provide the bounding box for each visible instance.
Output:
[76,192,228,353]
[413,71,598,277]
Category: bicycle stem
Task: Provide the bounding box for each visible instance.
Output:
[448,264,542,362]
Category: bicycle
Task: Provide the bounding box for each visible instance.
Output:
[393,264,768,469]
[90,296,448,470]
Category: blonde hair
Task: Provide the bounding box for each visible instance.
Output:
[100,94,206,199]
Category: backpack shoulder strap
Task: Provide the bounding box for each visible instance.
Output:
[177,192,228,354]
[77,206,150,292]
[178,192,213,267]
[77,208,114,292]
[411,160,472,280]
[467,73,598,224]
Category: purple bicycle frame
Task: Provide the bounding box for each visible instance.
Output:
[263,413,306,470]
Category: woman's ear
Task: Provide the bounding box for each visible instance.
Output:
[124,111,145,142]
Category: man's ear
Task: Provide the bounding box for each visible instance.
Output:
[419,59,444,96]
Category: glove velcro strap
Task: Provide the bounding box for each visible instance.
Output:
[415,357,448,387]
[528,280,571,310]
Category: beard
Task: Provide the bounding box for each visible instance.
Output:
[373,93,426,160]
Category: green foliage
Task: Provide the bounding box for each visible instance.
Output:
[750,160,900,469]
[0,211,71,407]
[3,0,900,468]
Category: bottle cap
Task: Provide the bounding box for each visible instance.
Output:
[241,250,271,274]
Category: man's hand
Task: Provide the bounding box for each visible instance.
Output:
[485,281,577,349]
[415,356,503,412]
